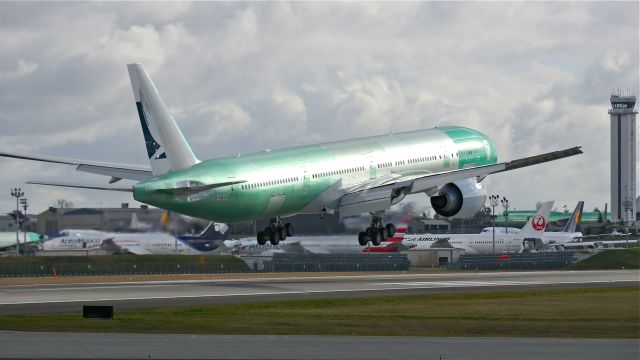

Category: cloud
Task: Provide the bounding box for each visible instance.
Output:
[0,1,637,216]
[0,60,38,81]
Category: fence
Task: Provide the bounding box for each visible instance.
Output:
[265,253,410,272]
[0,255,250,277]
[452,251,577,271]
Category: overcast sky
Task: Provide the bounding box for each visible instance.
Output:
[0,1,638,218]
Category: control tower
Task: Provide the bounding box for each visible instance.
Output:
[609,92,637,223]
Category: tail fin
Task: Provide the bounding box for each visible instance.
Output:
[519,201,554,239]
[179,222,229,241]
[561,201,583,233]
[127,63,199,176]
[386,204,413,243]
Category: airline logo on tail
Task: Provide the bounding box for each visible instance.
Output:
[519,201,554,239]
[531,215,546,231]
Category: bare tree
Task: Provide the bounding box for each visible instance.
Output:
[54,199,74,209]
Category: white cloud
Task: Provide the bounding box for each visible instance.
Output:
[0,1,637,215]
[0,60,38,81]
[191,102,253,146]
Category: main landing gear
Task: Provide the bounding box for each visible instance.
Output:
[358,215,395,246]
[257,218,293,246]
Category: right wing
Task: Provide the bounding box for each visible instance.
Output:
[0,151,152,182]
[339,146,581,217]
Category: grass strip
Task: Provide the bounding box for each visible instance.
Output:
[0,287,638,338]
[570,248,640,270]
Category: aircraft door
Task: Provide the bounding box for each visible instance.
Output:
[369,159,376,180]
[303,170,310,191]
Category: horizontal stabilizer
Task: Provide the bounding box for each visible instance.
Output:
[0,151,152,181]
[26,180,133,192]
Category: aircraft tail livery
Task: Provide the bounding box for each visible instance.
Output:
[127,63,199,176]
[519,201,554,239]
[561,201,584,233]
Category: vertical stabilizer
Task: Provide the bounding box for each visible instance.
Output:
[127,63,199,176]
[561,201,584,233]
[519,201,554,239]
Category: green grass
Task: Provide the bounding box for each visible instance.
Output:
[1,287,638,338]
[570,248,640,270]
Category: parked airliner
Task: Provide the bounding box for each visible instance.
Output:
[481,201,584,246]
[42,229,219,255]
[401,201,554,254]
[0,64,582,247]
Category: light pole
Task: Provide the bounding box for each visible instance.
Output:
[501,197,510,234]
[623,196,633,248]
[20,197,28,244]
[10,187,24,256]
[489,194,499,255]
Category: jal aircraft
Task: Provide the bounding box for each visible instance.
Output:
[401,201,554,254]
[0,64,582,247]
[481,201,584,246]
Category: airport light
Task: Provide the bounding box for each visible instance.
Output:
[20,197,28,244]
[501,197,510,234]
[489,194,500,255]
[10,187,24,256]
[623,196,633,248]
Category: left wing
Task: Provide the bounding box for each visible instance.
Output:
[339,146,582,217]
[0,151,152,182]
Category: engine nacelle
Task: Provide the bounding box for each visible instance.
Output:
[429,178,487,218]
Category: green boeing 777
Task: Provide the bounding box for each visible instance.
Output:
[0,64,582,246]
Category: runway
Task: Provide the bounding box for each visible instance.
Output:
[0,270,637,315]
[0,331,638,359]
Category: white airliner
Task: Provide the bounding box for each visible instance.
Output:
[401,201,554,254]
[481,201,584,246]
[42,229,219,255]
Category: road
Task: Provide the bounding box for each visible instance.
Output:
[0,331,638,359]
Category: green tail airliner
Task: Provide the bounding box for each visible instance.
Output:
[0,64,582,246]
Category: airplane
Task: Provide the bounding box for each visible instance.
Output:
[0,63,582,247]
[0,231,41,250]
[225,226,411,256]
[401,201,554,254]
[41,229,221,255]
[481,201,584,245]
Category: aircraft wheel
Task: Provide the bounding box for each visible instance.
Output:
[371,230,383,246]
[385,223,396,238]
[263,227,274,244]
[358,232,368,246]
[270,229,281,245]
[365,227,376,241]
[257,231,267,245]
[284,223,294,237]
[278,226,287,241]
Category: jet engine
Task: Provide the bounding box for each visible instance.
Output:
[429,178,487,218]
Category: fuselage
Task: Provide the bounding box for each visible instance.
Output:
[134,126,497,223]
[42,230,213,255]
[402,232,523,255]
